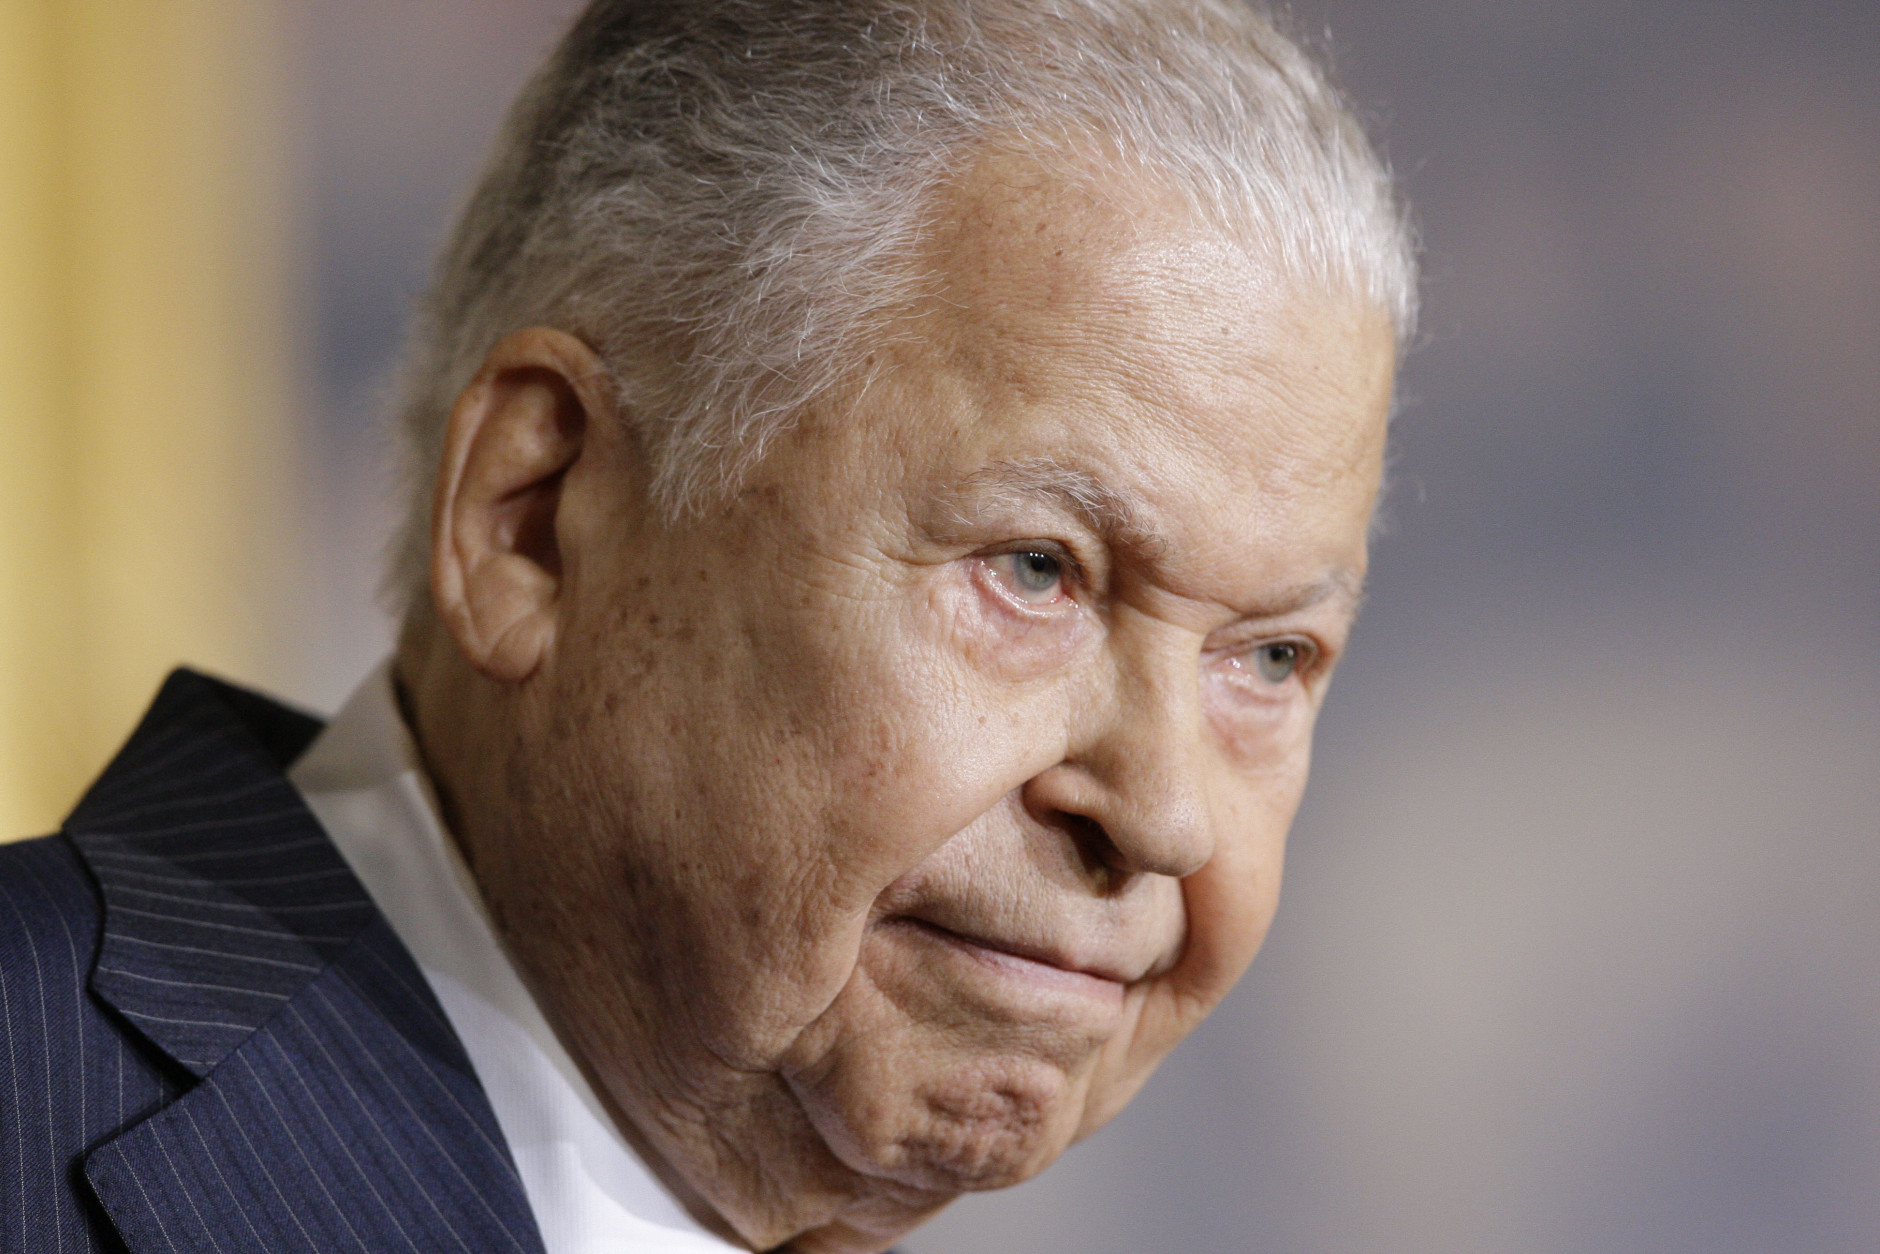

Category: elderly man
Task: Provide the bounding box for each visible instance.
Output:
[0,1,1412,1250]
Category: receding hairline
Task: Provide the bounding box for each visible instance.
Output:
[383,0,1418,612]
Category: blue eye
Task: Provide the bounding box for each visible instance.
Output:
[990,550,1065,603]
[1254,641,1299,683]
[1011,551,1061,593]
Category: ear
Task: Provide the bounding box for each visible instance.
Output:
[429,327,609,683]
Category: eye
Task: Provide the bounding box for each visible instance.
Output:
[1253,641,1300,684]
[988,550,1066,604]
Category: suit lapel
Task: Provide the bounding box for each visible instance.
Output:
[67,669,365,1078]
[68,669,545,1254]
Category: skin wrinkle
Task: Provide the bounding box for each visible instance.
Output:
[400,147,1395,1253]
[945,460,1171,565]
[936,462,1366,644]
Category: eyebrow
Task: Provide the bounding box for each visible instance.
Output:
[950,458,1367,619]
[951,459,1168,557]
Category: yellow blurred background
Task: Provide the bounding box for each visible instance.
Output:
[0,0,297,837]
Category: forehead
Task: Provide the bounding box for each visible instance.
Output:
[865,152,1396,597]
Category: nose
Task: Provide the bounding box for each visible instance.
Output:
[1022,627,1215,880]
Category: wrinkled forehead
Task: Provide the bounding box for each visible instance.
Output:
[812,151,1399,607]
[906,149,1396,496]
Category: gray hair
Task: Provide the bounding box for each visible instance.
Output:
[387,0,1417,607]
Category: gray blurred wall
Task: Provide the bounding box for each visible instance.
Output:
[286,3,1880,1251]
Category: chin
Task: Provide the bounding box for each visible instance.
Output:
[900,1063,1081,1191]
[804,1048,1090,1194]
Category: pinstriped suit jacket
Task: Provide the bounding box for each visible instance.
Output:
[0,670,547,1253]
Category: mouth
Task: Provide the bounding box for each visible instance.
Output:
[891,916,1136,998]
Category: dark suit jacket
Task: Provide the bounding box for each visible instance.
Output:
[0,670,546,1252]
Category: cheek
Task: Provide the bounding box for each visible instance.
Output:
[1201,663,1317,768]
[1179,745,1309,986]
[777,589,1076,913]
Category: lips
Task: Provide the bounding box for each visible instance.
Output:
[894,915,1146,987]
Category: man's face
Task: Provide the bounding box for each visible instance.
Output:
[482,157,1395,1229]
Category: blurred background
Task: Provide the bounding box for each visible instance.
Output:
[1,2,1874,1251]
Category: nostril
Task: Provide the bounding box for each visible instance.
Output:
[1056,812,1134,890]
[1022,762,1209,885]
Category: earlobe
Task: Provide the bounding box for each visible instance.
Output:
[429,327,607,684]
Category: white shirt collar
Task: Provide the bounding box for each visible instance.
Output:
[289,662,741,1254]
